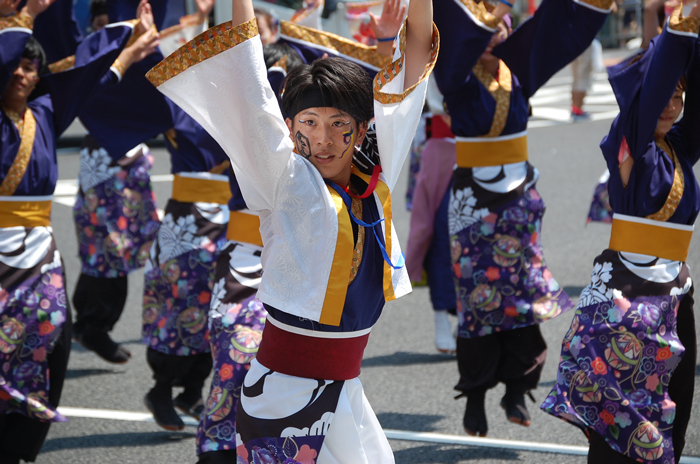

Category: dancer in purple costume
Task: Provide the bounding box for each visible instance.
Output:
[0,0,136,460]
[432,0,613,436]
[542,4,700,463]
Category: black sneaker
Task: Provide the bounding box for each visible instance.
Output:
[81,331,131,364]
[145,389,185,431]
[462,389,488,437]
[500,390,531,427]
[174,393,205,420]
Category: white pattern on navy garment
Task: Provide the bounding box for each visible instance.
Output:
[0,226,53,269]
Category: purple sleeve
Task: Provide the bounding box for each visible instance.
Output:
[673,42,700,165]
[494,0,611,98]
[44,23,133,136]
[0,28,31,95]
[605,26,696,164]
[432,0,495,96]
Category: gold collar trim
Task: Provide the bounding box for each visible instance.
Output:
[647,137,685,222]
[0,108,36,196]
[473,60,512,138]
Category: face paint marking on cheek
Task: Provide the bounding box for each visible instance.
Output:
[295,131,312,159]
[340,126,355,160]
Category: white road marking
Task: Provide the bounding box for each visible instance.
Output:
[56,406,700,463]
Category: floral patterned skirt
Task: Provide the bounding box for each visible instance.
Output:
[450,165,573,338]
[197,240,266,455]
[0,228,67,422]
[542,249,694,464]
[142,200,229,356]
[73,144,160,278]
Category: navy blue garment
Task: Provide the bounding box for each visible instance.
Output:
[30,0,83,63]
[78,51,174,160]
[425,185,456,311]
[1,23,132,196]
[601,25,700,225]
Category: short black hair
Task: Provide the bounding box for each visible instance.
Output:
[23,36,48,76]
[90,0,108,22]
[22,37,49,100]
[263,43,303,72]
[282,57,373,124]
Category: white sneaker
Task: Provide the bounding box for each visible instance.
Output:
[435,311,457,354]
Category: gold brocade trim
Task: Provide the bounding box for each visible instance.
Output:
[271,55,288,71]
[124,19,149,48]
[348,185,365,285]
[111,58,127,77]
[280,21,391,71]
[646,137,685,222]
[374,22,440,105]
[472,60,512,137]
[457,0,500,29]
[147,18,259,88]
[160,13,206,39]
[290,0,322,24]
[0,12,33,30]
[0,109,36,196]
[48,55,75,74]
[576,0,614,11]
[669,3,700,34]
[209,160,231,174]
[164,128,178,149]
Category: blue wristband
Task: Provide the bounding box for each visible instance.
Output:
[376,36,396,42]
[500,0,514,7]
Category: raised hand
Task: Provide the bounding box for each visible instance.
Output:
[194,0,215,22]
[129,27,160,62]
[368,0,406,41]
[0,0,21,17]
[22,0,57,19]
[136,0,154,35]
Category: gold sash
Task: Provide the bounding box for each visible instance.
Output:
[0,108,36,196]
[609,215,692,262]
[0,199,52,228]
[171,174,232,205]
[226,211,263,247]
[456,134,528,168]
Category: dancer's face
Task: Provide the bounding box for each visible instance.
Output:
[655,87,684,137]
[286,107,368,186]
[1,58,39,108]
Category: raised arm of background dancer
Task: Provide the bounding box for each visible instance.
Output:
[195,0,215,23]
[110,0,160,81]
[0,0,32,93]
[47,20,136,135]
[432,0,505,95]
[368,0,406,57]
[612,7,699,161]
[494,0,612,98]
[642,0,664,49]
[672,30,700,165]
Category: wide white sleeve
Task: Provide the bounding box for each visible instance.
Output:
[373,22,439,192]
[147,19,294,211]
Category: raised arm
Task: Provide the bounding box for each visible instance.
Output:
[147,0,295,211]
[606,4,699,162]
[0,2,32,93]
[432,0,507,96]
[494,0,613,98]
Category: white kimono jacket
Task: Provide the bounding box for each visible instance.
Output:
[147,18,438,326]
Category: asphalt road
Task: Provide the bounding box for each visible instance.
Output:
[33,63,700,463]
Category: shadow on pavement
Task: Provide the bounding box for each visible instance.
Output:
[391,443,520,463]
[65,368,123,379]
[362,352,456,368]
[377,412,444,432]
[696,364,700,376]
[41,431,196,452]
